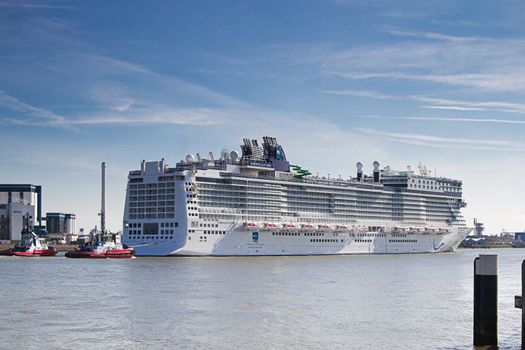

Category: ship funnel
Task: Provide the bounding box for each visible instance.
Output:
[356,162,363,181]
[373,161,380,183]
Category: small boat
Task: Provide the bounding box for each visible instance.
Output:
[317,224,332,231]
[0,230,57,257]
[301,224,315,230]
[66,234,133,259]
[65,162,133,259]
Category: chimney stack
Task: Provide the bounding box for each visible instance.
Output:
[356,162,363,181]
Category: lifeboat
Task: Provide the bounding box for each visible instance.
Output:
[335,225,349,232]
[317,224,332,231]
[0,230,57,257]
[301,224,315,230]
[283,223,298,230]
[241,222,259,230]
[262,223,279,231]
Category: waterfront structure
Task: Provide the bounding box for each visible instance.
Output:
[46,212,76,242]
[515,232,525,242]
[66,162,133,259]
[123,136,473,256]
[0,184,42,241]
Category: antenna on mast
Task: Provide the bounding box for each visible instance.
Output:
[418,162,431,176]
[101,162,106,236]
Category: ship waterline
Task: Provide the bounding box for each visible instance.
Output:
[123,136,472,256]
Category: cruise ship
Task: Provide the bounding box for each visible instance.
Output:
[123,136,472,256]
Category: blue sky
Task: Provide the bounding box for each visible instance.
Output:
[1,0,525,234]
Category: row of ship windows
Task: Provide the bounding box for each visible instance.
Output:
[197,184,461,198]
[230,200,461,209]
[194,216,456,225]
[199,198,459,212]
[197,210,457,220]
[311,239,342,243]
[129,195,174,202]
[129,201,175,206]
[126,236,174,240]
[129,208,175,213]
[129,214,176,219]
[270,232,388,238]
[128,186,175,194]
[128,181,175,189]
[197,202,457,213]
[128,229,175,235]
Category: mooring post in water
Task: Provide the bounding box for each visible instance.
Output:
[474,254,498,349]
[520,260,525,350]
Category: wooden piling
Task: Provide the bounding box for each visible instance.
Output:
[520,260,525,350]
[474,254,498,349]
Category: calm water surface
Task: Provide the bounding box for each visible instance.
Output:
[0,249,524,349]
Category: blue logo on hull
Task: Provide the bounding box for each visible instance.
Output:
[252,232,259,242]
[433,241,445,251]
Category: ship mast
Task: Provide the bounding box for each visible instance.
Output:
[100,162,106,236]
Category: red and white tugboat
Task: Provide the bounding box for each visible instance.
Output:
[0,229,57,257]
[65,162,133,259]
[65,231,133,259]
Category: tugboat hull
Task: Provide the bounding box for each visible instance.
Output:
[65,249,134,259]
[0,247,58,257]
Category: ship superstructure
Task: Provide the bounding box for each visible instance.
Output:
[123,137,472,256]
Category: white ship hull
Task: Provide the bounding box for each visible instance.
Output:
[129,226,472,256]
[123,136,473,257]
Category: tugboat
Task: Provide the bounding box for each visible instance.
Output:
[65,162,133,259]
[65,230,134,259]
[0,229,58,257]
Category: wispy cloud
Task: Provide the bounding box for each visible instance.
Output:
[413,96,525,114]
[0,90,65,124]
[406,116,525,125]
[0,2,77,10]
[320,89,395,99]
[357,128,525,152]
[0,93,229,127]
[321,88,525,114]
[317,29,525,92]
[358,115,525,126]
[420,105,486,111]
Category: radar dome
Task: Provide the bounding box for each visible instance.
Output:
[230,150,239,162]
[185,154,195,163]
[373,161,380,170]
[356,162,363,171]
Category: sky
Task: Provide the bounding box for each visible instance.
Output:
[1,0,524,234]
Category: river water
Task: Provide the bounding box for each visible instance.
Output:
[0,248,523,349]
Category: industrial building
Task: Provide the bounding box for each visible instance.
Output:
[46,212,76,243]
[0,184,43,241]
